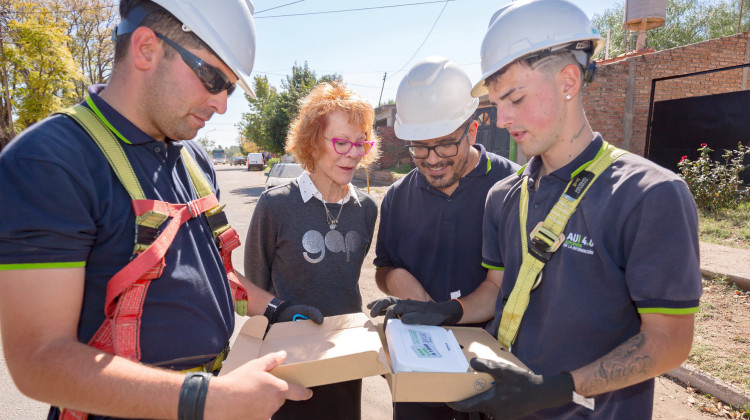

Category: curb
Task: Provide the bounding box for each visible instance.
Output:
[666,365,750,409]
[701,269,750,291]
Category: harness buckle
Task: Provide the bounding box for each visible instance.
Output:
[528,222,565,262]
[186,200,199,218]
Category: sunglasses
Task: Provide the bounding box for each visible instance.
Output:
[155,32,236,96]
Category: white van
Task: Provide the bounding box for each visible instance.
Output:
[246,153,264,171]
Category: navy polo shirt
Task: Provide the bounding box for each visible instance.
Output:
[0,85,234,370]
[482,134,702,419]
[374,143,519,302]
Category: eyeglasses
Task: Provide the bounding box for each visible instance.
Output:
[406,123,470,159]
[331,137,374,156]
[155,32,236,96]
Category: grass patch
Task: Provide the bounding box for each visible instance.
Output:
[388,163,413,174]
[699,202,750,249]
[687,276,750,395]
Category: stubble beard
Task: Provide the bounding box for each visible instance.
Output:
[143,59,209,141]
[417,149,469,190]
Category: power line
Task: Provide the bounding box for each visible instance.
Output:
[386,0,450,80]
[256,0,306,15]
[254,0,454,19]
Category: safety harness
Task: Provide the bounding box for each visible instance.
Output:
[497,141,628,349]
[55,100,249,420]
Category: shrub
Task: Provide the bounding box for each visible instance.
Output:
[677,143,749,213]
[266,157,279,168]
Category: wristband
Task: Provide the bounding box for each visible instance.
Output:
[178,371,211,420]
[263,297,291,324]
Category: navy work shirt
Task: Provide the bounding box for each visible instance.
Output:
[0,85,234,370]
[374,143,518,302]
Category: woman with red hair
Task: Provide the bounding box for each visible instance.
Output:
[243,81,381,420]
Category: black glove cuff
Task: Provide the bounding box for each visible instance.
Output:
[551,371,576,404]
[264,297,291,324]
[178,372,211,420]
[443,299,464,325]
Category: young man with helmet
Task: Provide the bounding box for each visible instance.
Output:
[368,56,518,420]
[0,1,321,419]
[369,1,702,418]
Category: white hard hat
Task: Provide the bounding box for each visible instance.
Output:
[116,0,257,98]
[471,0,604,98]
[395,56,479,141]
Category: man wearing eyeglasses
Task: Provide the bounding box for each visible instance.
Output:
[369,56,518,420]
[0,1,316,420]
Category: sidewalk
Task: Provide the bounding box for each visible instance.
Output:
[699,242,750,290]
[664,241,750,410]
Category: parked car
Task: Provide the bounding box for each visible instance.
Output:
[265,162,304,190]
[231,156,246,166]
[247,153,265,171]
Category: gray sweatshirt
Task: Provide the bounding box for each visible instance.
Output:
[244,179,377,316]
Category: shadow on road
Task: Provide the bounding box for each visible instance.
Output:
[231,186,265,201]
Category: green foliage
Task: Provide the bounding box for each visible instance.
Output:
[678,143,750,213]
[388,163,413,174]
[237,62,342,154]
[53,0,117,101]
[3,1,84,130]
[266,157,279,169]
[196,136,217,154]
[592,0,750,59]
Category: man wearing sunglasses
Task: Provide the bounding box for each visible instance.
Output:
[368,56,518,420]
[0,1,316,420]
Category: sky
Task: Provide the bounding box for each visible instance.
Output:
[197,0,621,148]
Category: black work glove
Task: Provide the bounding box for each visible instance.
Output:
[367,296,400,318]
[271,301,324,325]
[448,358,575,420]
[367,297,463,326]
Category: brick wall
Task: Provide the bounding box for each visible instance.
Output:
[375,126,412,170]
[585,32,749,156]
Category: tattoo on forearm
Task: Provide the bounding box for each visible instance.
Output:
[578,334,653,395]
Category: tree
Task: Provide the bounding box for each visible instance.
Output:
[0,0,114,149]
[592,0,750,59]
[51,0,116,101]
[1,0,83,133]
[237,62,342,155]
[196,135,216,154]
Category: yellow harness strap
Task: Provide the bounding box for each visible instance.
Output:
[497,141,628,349]
[57,105,146,200]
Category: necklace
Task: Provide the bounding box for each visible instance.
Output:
[322,201,344,230]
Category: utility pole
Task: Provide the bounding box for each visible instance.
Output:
[739,0,746,34]
[0,8,15,141]
[377,72,386,107]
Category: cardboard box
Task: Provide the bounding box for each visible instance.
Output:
[221,312,528,402]
[376,322,528,402]
[220,312,389,387]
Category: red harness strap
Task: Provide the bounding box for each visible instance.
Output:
[216,228,247,303]
[91,194,219,359]
[59,195,219,420]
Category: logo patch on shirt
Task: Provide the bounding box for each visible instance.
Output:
[562,232,595,255]
[563,170,594,201]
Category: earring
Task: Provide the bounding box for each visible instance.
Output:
[565,94,572,101]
